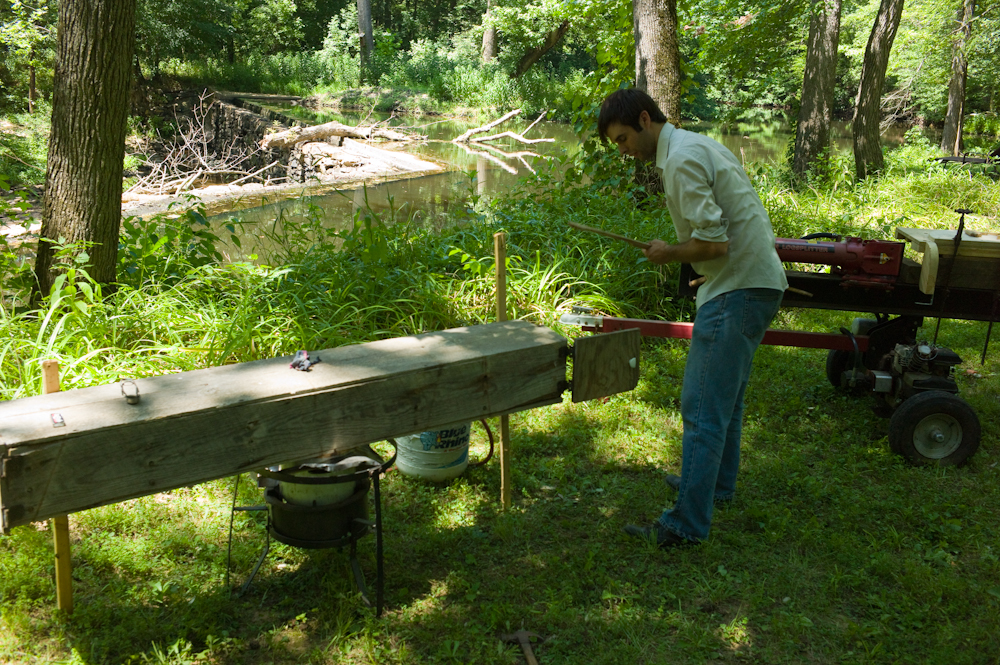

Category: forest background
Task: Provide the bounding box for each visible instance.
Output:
[3,0,1000,135]
[3,0,1000,663]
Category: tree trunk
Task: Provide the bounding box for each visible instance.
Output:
[852,0,905,180]
[792,0,843,181]
[513,20,569,77]
[940,0,975,156]
[481,0,497,63]
[28,61,37,114]
[33,0,137,300]
[357,0,373,84]
[633,0,681,125]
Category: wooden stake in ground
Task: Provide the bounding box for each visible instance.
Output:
[42,360,73,614]
[494,232,512,510]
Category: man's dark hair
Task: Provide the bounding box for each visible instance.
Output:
[597,89,667,141]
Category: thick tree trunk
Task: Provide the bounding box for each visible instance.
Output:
[940,0,975,156]
[792,0,843,181]
[34,0,136,300]
[513,20,569,77]
[357,0,374,84]
[481,0,497,63]
[633,0,681,125]
[852,0,905,180]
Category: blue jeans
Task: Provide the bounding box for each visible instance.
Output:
[658,288,782,542]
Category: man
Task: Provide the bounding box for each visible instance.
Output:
[598,88,787,548]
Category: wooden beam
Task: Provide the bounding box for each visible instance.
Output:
[42,360,73,614]
[494,233,511,510]
[0,322,567,531]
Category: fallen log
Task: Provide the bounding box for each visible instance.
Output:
[262,121,419,150]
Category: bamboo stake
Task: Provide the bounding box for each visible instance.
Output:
[42,360,73,614]
[494,232,511,510]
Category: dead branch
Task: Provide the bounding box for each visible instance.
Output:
[261,120,422,150]
[472,130,554,145]
[128,91,273,196]
[453,109,554,150]
[453,109,522,143]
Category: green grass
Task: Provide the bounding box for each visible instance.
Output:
[1,138,999,663]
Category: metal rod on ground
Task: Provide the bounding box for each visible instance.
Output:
[494,232,512,510]
[42,360,73,614]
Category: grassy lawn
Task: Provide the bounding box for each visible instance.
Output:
[2,309,997,664]
[1,135,999,664]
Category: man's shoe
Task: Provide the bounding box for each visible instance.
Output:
[623,522,695,549]
[664,474,681,491]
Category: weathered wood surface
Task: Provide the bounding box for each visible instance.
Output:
[0,321,567,531]
[571,328,641,403]
[896,227,1000,259]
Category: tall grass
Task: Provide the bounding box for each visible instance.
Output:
[2,137,999,664]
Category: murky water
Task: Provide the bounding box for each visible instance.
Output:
[211,109,581,240]
[208,105,951,254]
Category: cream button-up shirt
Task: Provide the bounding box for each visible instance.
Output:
[655,123,788,309]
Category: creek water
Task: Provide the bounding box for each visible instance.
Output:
[207,106,918,254]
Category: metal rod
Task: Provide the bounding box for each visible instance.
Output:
[374,472,383,618]
[983,319,994,366]
[350,538,371,607]
[239,530,270,597]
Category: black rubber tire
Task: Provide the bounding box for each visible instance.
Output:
[825,349,859,388]
[888,391,981,466]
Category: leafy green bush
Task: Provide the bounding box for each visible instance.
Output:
[965,113,1000,138]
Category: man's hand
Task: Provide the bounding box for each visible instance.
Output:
[642,238,729,265]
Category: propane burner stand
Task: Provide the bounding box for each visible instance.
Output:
[229,446,396,616]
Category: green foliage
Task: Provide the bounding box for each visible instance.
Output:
[0,109,49,186]
[0,0,56,112]
[966,113,1000,139]
[118,200,228,287]
[316,4,361,88]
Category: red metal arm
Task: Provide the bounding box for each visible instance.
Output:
[586,317,870,352]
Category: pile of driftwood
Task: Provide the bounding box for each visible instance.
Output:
[125,93,282,197]
[126,95,554,195]
[261,108,553,175]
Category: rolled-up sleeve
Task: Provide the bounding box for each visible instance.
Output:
[664,150,729,243]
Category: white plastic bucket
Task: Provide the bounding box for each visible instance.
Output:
[394,422,471,482]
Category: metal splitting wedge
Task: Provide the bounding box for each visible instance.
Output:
[501,630,543,665]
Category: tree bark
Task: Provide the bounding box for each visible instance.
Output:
[633,0,682,125]
[792,0,843,181]
[513,20,569,77]
[940,0,975,156]
[357,0,374,84]
[34,0,137,300]
[481,0,497,63]
[852,0,905,180]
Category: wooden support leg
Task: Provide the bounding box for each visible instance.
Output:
[42,360,73,614]
[494,232,512,510]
